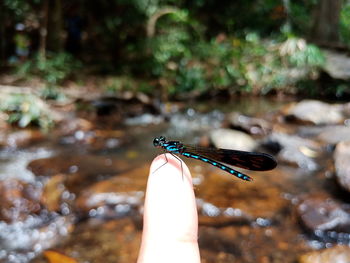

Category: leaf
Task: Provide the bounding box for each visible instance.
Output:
[44,251,78,263]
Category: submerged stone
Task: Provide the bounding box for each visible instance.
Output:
[286,100,344,125]
[0,179,42,223]
[227,112,271,135]
[297,195,350,233]
[263,132,321,170]
[299,245,350,263]
[334,141,350,192]
[209,128,257,152]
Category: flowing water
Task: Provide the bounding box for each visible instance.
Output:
[0,96,347,263]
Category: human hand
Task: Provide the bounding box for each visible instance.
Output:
[137,153,200,263]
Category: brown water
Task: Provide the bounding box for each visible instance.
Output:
[0,96,346,263]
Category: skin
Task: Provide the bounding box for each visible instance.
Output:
[137,153,201,263]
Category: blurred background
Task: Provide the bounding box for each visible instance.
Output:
[1,0,350,262]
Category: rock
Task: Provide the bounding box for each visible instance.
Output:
[227,112,271,135]
[318,125,350,145]
[0,214,74,262]
[263,132,321,170]
[209,128,257,151]
[0,179,42,223]
[41,174,67,212]
[334,141,350,192]
[57,118,94,136]
[28,154,130,177]
[0,112,10,130]
[31,218,141,263]
[2,129,45,148]
[28,154,132,196]
[196,167,288,220]
[199,221,308,263]
[299,245,350,263]
[296,195,350,233]
[323,49,350,80]
[75,165,148,219]
[286,100,344,125]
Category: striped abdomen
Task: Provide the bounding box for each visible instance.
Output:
[181,152,252,181]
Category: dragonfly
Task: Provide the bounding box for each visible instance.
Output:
[153,136,277,181]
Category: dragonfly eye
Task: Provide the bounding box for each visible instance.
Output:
[153,137,162,147]
[153,138,159,147]
[153,136,166,147]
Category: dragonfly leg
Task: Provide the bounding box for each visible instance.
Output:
[169,152,184,179]
[152,152,169,174]
[152,152,184,179]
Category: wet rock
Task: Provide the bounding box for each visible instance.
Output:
[324,49,350,80]
[59,128,126,151]
[86,129,125,151]
[0,112,10,130]
[343,102,350,117]
[199,222,308,263]
[196,168,288,220]
[197,200,253,226]
[318,125,350,145]
[31,218,141,263]
[296,195,350,233]
[209,128,257,152]
[57,118,94,136]
[169,109,225,135]
[28,154,132,196]
[41,174,67,212]
[334,141,350,192]
[286,100,344,125]
[299,245,350,263]
[0,179,42,223]
[28,154,130,178]
[1,214,74,263]
[297,125,328,138]
[227,112,271,135]
[263,132,321,170]
[0,130,45,148]
[125,113,164,125]
[75,165,148,219]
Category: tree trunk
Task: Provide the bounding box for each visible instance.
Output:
[39,0,49,61]
[310,0,342,47]
[0,1,5,66]
[47,0,63,52]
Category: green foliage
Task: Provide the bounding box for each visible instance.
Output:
[17,52,81,86]
[0,0,335,98]
[237,35,325,94]
[150,27,191,76]
[288,43,324,67]
[148,19,325,97]
[0,93,53,130]
[147,9,192,76]
[16,52,81,99]
[289,1,317,34]
[4,0,32,17]
[104,76,155,95]
[340,3,350,46]
[174,63,206,94]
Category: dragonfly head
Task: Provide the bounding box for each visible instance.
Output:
[153,136,166,148]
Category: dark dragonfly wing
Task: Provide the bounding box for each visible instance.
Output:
[182,145,277,171]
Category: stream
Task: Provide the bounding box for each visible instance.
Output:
[0,96,349,263]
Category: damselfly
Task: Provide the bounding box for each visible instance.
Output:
[153,136,277,181]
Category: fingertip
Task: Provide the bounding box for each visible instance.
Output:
[150,153,191,182]
[138,153,200,262]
